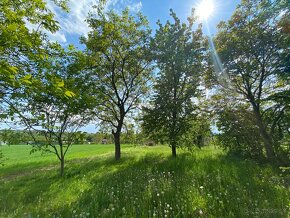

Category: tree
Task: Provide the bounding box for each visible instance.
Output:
[0,0,67,162]
[215,0,290,161]
[8,46,94,176]
[0,129,31,145]
[81,9,152,160]
[0,0,107,165]
[142,9,204,157]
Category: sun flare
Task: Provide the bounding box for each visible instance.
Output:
[196,0,214,20]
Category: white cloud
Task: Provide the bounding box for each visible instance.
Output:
[105,0,142,13]
[46,0,97,36]
[46,31,67,43]
[128,1,142,12]
[44,0,143,44]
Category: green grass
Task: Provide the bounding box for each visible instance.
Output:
[0,144,289,217]
[0,144,133,176]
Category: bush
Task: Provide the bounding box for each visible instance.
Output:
[216,107,264,160]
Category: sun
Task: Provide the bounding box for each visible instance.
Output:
[196,0,214,20]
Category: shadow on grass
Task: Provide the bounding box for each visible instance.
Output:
[0,151,289,218]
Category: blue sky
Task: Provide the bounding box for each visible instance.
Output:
[141,0,241,33]
[47,0,241,48]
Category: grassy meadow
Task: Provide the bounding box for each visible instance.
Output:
[0,144,289,217]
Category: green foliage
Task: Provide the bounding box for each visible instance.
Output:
[180,115,212,151]
[0,129,32,145]
[0,0,61,102]
[216,106,264,159]
[142,9,205,155]
[0,145,289,217]
[264,90,290,163]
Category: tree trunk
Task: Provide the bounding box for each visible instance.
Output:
[171,145,177,157]
[114,132,121,160]
[251,103,275,161]
[257,120,275,161]
[60,157,64,177]
[59,140,65,177]
[171,108,177,158]
[113,113,124,160]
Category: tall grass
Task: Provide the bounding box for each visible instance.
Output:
[0,145,289,217]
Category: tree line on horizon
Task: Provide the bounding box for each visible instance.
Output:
[0,128,172,146]
[0,0,289,176]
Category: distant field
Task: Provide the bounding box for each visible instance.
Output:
[1,144,160,176]
[0,144,124,176]
[0,144,289,217]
